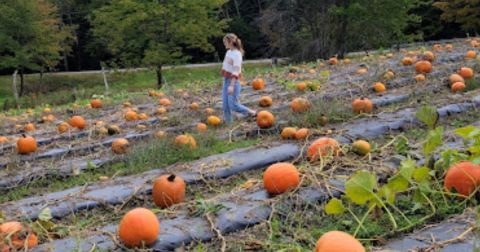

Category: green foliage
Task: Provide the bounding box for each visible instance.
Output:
[415,105,439,129]
[90,0,228,87]
[325,198,346,215]
[434,0,480,33]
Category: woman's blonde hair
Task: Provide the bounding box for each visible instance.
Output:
[223,33,245,56]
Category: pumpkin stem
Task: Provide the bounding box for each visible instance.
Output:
[167,174,176,182]
[22,134,26,138]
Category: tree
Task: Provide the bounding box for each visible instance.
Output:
[433,0,480,34]
[90,0,228,89]
[0,0,74,96]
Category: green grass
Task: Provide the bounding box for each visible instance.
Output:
[0,63,272,113]
[0,132,260,204]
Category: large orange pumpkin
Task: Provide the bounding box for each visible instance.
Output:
[152,174,186,208]
[256,111,275,128]
[465,50,477,59]
[458,67,474,79]
[112,138,129,154]
[174,135,197,149]
[294,128,309,140]
[17,135,37,154]
[415,60,432,74]
[263,163,300,194]
[281,127,297,139]
[352,98,373,114]
[290,98,311,113]
[0,136,8,144]
[124,110,139,121]
[444,161,480,197]
[307,137,341,161]
[315,231,365,252]
[449,74,465,85]
[207,116,221,126]
[252,78,265,90]
[401,57,414,66]
[90,99,102,109]
[259,96,273,107]
[68,116,87,129]
[118,208,160,247]
[373,82,386,93]
[159,98,172,106]
[451,82,466,93]
[0,221,38,250]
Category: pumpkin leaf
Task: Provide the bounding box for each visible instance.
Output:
[38,208,52,222]
[423,127,444,157]
[394,136,410,155]
[386,159,415,193]
[413,167,431,182]
[379,185,396,204]
[324,198,346,215]
[415,105,439,129]
[345,170,378,205]
[434,148,469,172]
[454,125,480,140]
[471,155,480,165]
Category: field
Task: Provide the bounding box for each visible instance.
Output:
[1,38,480,252]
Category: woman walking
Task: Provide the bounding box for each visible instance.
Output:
[221,33,257,124]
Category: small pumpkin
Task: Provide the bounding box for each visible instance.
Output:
[204,108,214,115]
[24,123,36,132]
[373,82,386,93]
[415,74,426,82]
[0,221,38,250]
[263,163,300,194]
[401,57,414,66]
[124,110,139,121]
[287,72,296,79]
[383,71,395,80]
[449,74,465,85]
[458,67,474,79]
[294,128,309,140]
[0,136,9,144]
[256,111,275,128]
[315,231,365,252]
[207,116,221,126]
[57,122,69,133]
[415,60,432,74]
[43,107,51,113]
[423,51,435,61]
[152,174,186,208]
[90,99,102,109]
[197,123,207,132]
[112,138,129,154]
[328,57,338,65]
[118,208,160,248]
[465,50,477,59]
[156,107,167,115]
[159,98,172,106]
[174,135,197,149]
[107,125,121,135]
[356,68,368,75]
[352,98,373,114]
[307,137,341,161]
[432,44,442,51]
[343,58,351,64]
[296,82,307,91]
[352,140,371,156]
[259,96,273,107]
[281,127,297,140]
[123,101,132,108]
[138,113,148,120]
[451,82,466,93]
[154,130,166,139]
[190,102,200,110]
[252,78,265,90]
[445,44,453,50]
[68,115,87,129]
[444,161,480,197]
[290,98,311,113]
[17,135,37,154]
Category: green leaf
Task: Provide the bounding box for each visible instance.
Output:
[454,125,480,140]
[415,105,439,129]
[38,208,52,222]
[345,170,378,205]
[325,198,346,215]
[413,167,431,182]
[320,70,330,77]
[471,156,480,165]
[386,159,415,193]
[394,136,410,155]
[423,127,444,157]
[379,185,395,204]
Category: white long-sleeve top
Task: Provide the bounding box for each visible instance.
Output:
[222,49,242,78]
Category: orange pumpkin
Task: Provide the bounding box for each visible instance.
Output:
[465,50,477,59]
[57,122,69,133]
[343,58,351,64]
[432,44,442,51]
[90,99,102,108]
[384,71,395,80]
[124,110,139,121]
[373,82,386,93]
[159,98,172,106]
[287,72,296,79]
[204,108,214,115]
[156,107,167,115]
[352,140,371,156]
[152,174,186,208]
[445,44,453,50]
[328,57,338,65]
[451,82,466,93]
[0,221,38,250]
[197,123,208,132]
[207,116,221,126]
[252,78,265,90]
[281,127,297,140]
[154,131,166,139]
[68,116,87,129]
[352,98,373,114]
[174,135,197,149]
[297,82,307,91]
[315,231,365,252]
[449,74,465,85]
[24,123,36,132]
[118,208,160,248]
[17,135,37,154]
[415,74,426,82]
[190,102,200,110]
[444,161,480,197]
[458,67,474,79]
[256,111,275,128]
[112,138,129,154]
[356,68,368,75]
[423,51,435,61]
[294,128,309,140]
[307,137,341,161]
[415,60,432,74]
[0,136,8,144]
[259,96,273,107]
[263,163,300,194]
[290,98,311,113]
[43,107,51,113]
[401,57,414,66]
[138,113,148,120]
[123,101,132,108]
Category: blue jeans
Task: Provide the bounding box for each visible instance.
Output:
[222,77,251,124]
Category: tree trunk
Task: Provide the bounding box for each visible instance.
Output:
[12,70,19,107]
[156,66,163,89]
[19,69,25,97]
